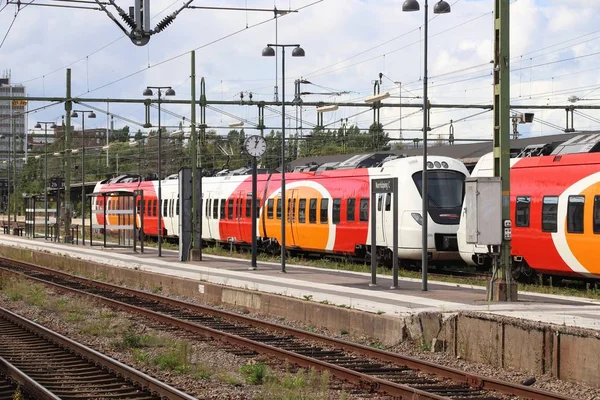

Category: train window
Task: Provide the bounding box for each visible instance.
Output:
[542,196,558,232]
[246,198,251,218]
[256,198,261,219]
[515,196,530,227]
[347,198,356,222]
[594,196,600,234]
[385,193,391,212]
[267,199,274,219]
[377,194,382,211]
[213,199,218,219]
[299,199,306,223]
[309,199,317,223]
[220,199,226,219]
[320,198,329,224]
[276,198,282,219]
[567,195,585,234]
[359,198,369,222]
[333,198,341,224]
[228,199,234,220]
[163,199,168,217]
[176,196,180,216]
[287,198,295,222]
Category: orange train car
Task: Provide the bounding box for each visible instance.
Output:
[458,152,600,280]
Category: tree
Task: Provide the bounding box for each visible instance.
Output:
[111,125,130,143]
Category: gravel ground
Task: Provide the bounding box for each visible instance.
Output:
[204,297,600,400]
[2,272,599,400]
[0,280,389,400]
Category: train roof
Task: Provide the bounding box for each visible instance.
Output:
[290,131,600,171]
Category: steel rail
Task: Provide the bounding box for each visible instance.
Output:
[0,257,578,400]
[0,356,60,400]
[0,306,196,400]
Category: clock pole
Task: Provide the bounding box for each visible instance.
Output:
[245,135,265,270]
[251,155,258,270]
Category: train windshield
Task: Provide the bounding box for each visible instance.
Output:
[412,170,465,224]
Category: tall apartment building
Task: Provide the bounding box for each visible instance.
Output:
[0,73,27,167]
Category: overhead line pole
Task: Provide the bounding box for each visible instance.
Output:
[190,51,202,261]
[491,0,515,302]
[64,69,73,244]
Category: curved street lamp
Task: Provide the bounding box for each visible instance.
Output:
[262,43,305,273]
[70,110,96,245]
[35,121,57,239]
[144,86,176,256]
[402,0,452,291]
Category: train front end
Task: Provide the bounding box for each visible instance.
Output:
[387,156,468,265]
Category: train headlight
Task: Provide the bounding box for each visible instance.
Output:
[411,212,423,226]
[434,161,441,168]
[441,161,449,168]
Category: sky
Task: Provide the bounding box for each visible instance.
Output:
[1,0,600,147]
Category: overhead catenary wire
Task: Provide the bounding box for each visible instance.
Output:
[75,0,323,98]
[0,3,20,50]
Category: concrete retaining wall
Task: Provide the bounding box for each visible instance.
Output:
[1,245,599,388]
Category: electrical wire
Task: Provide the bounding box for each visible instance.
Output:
[17,0,182,84]
[0,6,18,50]
[77,0,323,98]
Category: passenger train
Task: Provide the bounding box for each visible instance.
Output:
[457,151,600,281]
[92,156,469,266]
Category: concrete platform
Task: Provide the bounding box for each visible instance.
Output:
[1,234,600,387]
[1,234,599,329]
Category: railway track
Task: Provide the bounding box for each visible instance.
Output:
[0,357,42,400]
[0,257,578,400]
[0,304,196,400]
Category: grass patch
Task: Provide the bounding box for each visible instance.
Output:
[258,368,333,400]
[217,372,242,385]
[132,349,151,363]
[158,341,191,373]
[240,361,268,385]
[118,327,167,350]
[193,366,214,380]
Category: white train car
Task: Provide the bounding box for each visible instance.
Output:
[93,156,469,266]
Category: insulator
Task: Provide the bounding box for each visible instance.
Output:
[155,16,174,33]
[120,13,136,30]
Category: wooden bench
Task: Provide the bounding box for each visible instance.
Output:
[14,222,26,236]
[0,220,9,234]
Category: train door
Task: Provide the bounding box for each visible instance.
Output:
[375,193,387,245]
[204,192,213,239]
[235,190,246,242]
[288,189,299,247]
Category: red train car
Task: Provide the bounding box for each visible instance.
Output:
[458,152,600,280]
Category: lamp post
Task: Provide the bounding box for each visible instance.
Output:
[262,43,305,273]
[0,134,9,226]
[70,110,96,245]
[34,122,57,239]
[403,0,451,291]
[143,86,176,257]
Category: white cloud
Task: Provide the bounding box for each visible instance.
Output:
[0,0,599,142]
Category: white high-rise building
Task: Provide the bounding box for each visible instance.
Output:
[0,72,27,168]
